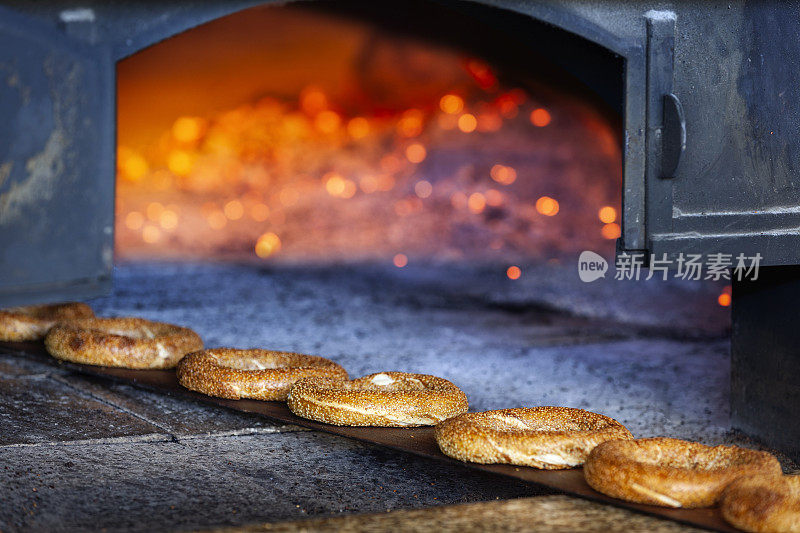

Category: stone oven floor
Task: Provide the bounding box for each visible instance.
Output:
[0,262,791,532]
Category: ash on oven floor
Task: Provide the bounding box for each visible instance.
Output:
[0,262,786,532]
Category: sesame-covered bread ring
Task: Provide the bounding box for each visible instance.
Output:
[176,348,348,401]
[0,302,94,341]
[435,407,633,470]
[584,438,782,508]
[720,474,800,533]
[287,372,468,427]
[45,317,203,369]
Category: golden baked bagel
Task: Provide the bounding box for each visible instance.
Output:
[720,474,800,533]
[584,437,782,508]
[287,372,468,427]
[0,302,94,341]
[435,407,633,469]
[176,348,348,401]
[45,317,202,369]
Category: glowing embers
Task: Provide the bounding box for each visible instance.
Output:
[601,223,621,240]
[315,110,341,134]
[223,200,244,220]
[118,147,149,182]
[167,150,194,177]
[535,196,559,217]
[346,117,370,139]
[439,94,464,115]
[598,206,617,224]
[325,173,357,199]
[490,165,517,185]
[397,110,425,138]
[405,143,427,163]
[414,180,433,199]
[718,285,732,307]
[121,202,180,245]
[597,206,621,240]
[255,232,281,258]
[530,108,552,127]
[464,59,497,90]
[172,117,205,143]
[115,19,622,264]
[457,113,478,133]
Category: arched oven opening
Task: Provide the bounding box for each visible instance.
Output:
[115,1,625,268]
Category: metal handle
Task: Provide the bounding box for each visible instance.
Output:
[661,93,686,178]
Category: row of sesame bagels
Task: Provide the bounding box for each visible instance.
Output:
[0,302,203,369]
[0,303,471,426]
[434,409,796,533]
[3,302,797,532]
[177,351,471,428]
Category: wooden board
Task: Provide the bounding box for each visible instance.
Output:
[0,341,737,532]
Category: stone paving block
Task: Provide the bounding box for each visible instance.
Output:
[55,372,300,437]
[0,375,165,445]
[0,432,543,532]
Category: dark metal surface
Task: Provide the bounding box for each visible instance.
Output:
[731,266,800,462]
[644,9,677,251]
[0,340,737,532]
[0,5,113,306]
[647,1,800,265]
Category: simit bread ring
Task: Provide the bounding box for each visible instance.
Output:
[720,474,800,533]
[584,437,782,508]
[435,406,633,469]
[176,348,348,401]
[287,371,468,427]
[45,317,202,369]
[0,302,94,341]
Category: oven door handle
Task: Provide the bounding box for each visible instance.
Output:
[660,92,686,178]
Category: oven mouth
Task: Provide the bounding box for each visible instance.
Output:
[114,0,624,270]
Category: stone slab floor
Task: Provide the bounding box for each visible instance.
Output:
[0,262,790,532]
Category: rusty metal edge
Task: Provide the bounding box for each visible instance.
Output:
[0,341,737,532]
